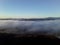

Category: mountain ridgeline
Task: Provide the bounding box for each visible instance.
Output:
[0,17,60,21]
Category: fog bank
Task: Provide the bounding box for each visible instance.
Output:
[0,20,60,37]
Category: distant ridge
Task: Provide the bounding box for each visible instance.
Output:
[0,17,60,21]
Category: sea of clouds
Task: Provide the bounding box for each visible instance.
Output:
[0,20,60,38]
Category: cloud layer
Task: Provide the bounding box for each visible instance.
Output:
[0,20,60,38]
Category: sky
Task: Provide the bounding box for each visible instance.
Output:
[0,0,60,18]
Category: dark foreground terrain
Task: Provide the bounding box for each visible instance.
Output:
[0,33,60,44]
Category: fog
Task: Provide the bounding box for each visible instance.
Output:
[0,20,60,38]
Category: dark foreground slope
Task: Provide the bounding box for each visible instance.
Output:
[0,33,60,44]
